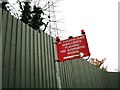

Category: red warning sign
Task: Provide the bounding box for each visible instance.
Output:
[56,35,90,62]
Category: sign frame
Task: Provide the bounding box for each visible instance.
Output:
[56,34,90,62]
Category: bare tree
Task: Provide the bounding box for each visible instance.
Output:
[2,0,64,37]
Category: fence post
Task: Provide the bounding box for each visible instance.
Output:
[52,39,62,89]
[55,60,62,89]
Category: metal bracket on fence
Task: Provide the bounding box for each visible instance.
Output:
[52,42,56,45]
[54,60,59,62]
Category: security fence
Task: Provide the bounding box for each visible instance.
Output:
[0,8,119,89]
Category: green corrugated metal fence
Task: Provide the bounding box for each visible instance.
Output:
[1,8,119,89]
[58,59,118,88]
[1,9,57,88]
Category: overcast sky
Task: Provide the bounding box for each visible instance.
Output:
[57,0,119,72]
[8,0,119,72]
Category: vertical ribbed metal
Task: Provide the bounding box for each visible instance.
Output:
[21,22,26,88]
[37,31,42,88]
[9,15,17,88]
[2,9,8,86]
[15,19,22,88]
[25,25,30,88]
[40,31,46,88]
[47,35,52,88]
[34,31,39,88]
[58,58,118,88]
[44,33,49,88]
[2,9,118,89]
[30,27,34,88]
[51,36,56,88]
[3,12,12,88]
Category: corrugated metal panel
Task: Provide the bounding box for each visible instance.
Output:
[40,31,46,88]
[87,61,97,88]
[0,8,2,90]
[37,31,42,88]
[2,9,118,89]
[25,25,31,88]
[3,11,12,88]
[109,72,118,88]
[51,37,57,88]
[30,27,34,88]
[47,35,53,88]
[77,59,86,88]
[44,33,49,88]
[1,8,7,86]
[58,58,118,88]
[15,19,22,88]
[34,31,39,88]
[9,14,18,88]
[21,22,26,88]
[82,59,92,88]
